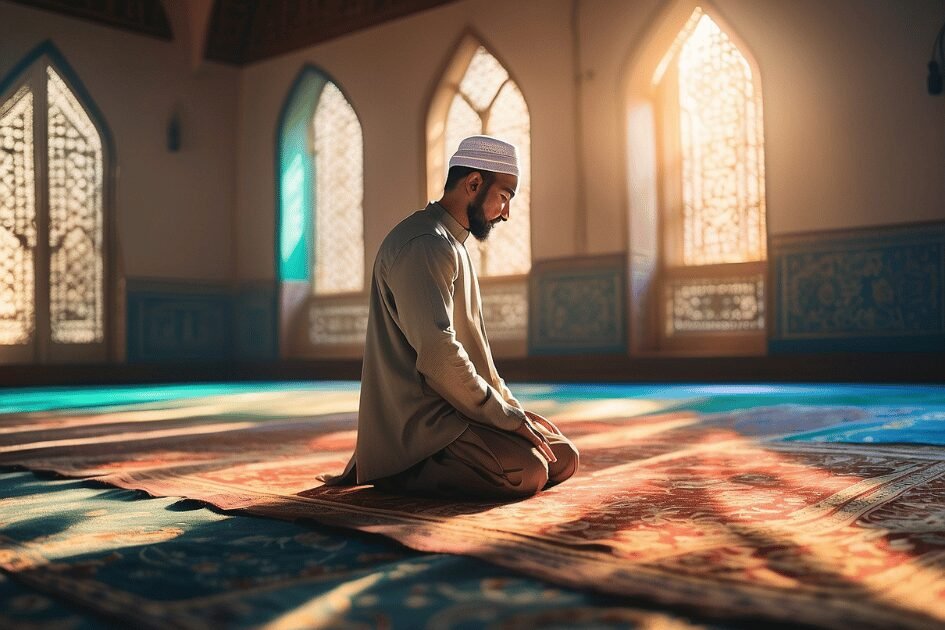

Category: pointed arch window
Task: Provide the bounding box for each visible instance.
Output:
[430,43,532,278]
[628,6,767,355]
[278,72,364,295]
[668,10,765,268]
[312,82,364,295]
[0,83,35,347]
[278,69,366,354]
[425,39,531,356]
[0,47,111,363]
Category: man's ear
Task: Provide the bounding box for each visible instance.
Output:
[466,172,483,194]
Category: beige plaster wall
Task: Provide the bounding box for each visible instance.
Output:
[0,1,239,281]
[236,0,579,281]
[580,0,945,246]
[238,0,945,280]
[3,0,941,283]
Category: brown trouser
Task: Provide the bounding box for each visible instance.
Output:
[374,422,579,500]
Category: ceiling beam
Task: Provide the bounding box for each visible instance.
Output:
[7,0,173,40]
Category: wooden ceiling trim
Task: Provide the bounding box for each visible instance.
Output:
[7,0,173,40]
[205,0,459,66]
[203,0,258,65]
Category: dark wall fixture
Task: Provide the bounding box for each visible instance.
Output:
[167,112,181,152]
[928,18,945,95]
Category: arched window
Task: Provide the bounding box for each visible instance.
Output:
[627,5,767,355]
[429,42,531,277]
[277,68,366,354]
[278,70,364,295]
[667,10,766,268]
[426,37,531,356]
[312,82,364,295]
[0,43,113,363]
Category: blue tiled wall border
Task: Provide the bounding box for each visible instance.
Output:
[126,279,277,362]
[770,222,945,353]
[235,282,279,360]
[528,254,627,355]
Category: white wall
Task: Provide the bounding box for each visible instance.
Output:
[0,1,239,281]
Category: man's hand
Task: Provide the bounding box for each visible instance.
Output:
[513,415,557,463]
[525,410,563,436]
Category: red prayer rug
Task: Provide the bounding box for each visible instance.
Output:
[1,387,943,629]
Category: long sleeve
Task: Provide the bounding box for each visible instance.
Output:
[498,377,523,410]
[386,235,526,432]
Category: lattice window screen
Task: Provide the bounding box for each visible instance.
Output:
[312,82,364,295]
[0,85,36,345]
[676,13,765,266]
[443,46,531,277]
[47,67,104,343]
[0,61,106,352]
[666,276,764,334]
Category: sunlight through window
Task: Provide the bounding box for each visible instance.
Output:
[677,13,766,266]
[653,9,767,341]
[0,63,105,348]
[47,67,104,343]
[0,85,36,345]
[443,46,531,277]
[280,153,306,268]
[313,82,364,295]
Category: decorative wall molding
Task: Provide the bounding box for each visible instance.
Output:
[279,283,369,358]
[8,0,172,40]
[770,222,945,353]
[481,279,528,342]
[665,273,765,335]
[126,279,278,362]
[118,223,945,363]
[297,281,526,357]
[235,282,277,360]
[528,254,627,355]
[309,299,369,346]
[126,279,231,362]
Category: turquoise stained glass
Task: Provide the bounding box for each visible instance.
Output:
[277,73,322,282]
[278,70,363,291]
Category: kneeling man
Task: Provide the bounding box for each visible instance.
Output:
[325,136,578,500]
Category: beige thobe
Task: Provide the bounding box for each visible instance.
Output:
[337,202,527,484]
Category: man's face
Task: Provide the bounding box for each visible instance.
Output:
[466,172,518,241]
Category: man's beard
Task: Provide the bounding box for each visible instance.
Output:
[467,198,503,241]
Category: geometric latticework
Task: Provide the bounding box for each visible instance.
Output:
[677,12,766,265]
[0,85,36,345]
[443,45,531,277]
[312,82,364,295]
[309,300,369,345]
[480,280,528,341]
[46,67,104,343]
[666,275,764,335]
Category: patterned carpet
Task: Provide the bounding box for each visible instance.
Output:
[1,383,944,629]
[3,470,707,630]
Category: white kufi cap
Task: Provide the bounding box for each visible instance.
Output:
[448,135,519,177]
